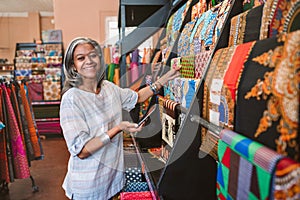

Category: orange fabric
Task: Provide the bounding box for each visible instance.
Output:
[20,83,41,158]
[223,42,254,102]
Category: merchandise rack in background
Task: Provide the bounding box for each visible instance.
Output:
[14,42,64,136]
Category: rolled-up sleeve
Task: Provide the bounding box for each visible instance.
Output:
[60,94,92,156]
[119,88,138,111]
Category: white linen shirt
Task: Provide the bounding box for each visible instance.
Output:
[60,80,138,200]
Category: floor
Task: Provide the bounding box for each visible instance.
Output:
[1,135,69,200]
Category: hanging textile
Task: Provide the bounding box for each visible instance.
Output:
[194,50,212,80]
[228,5,263,46]
[0,89,10,183]
[13,82,35,162]
[20,82,42,159]
[1,87,15,182]
[161,99,181,147]
[217,129,283,200]
[260,0,300,40]
[201,45,236,160]
[1,84,30,179]
[236,30,300,161]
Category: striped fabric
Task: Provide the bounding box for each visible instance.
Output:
[217,129,283,200]
[162,99,180,147]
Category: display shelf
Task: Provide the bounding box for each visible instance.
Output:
[119,0,245,199]
[31,101,61,105]
[14,42,63,135]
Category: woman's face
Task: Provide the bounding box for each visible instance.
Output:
[73,43,101,81]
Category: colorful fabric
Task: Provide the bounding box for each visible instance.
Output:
[123,182,149,192]
[125,167,142,183]
[27,82,43,101]
[120,191,152,200]
[178,20,197,57]
[217,129,283,200]
[14,83,35,161]
[229,5,263,47]
[1,84,30,179]
[238,30,300,161]
[201,46,236,160]
[14,69,32,80]
[44,68,61,81]
[180,55,195,78]
[163,80,175,101]
[273,157,300,199]
[161,99,180,147]
[194,50,212,80]
[181,78,200,109]
[269,0,300,37]
[42,80,61,100]
[20,83,42,159]
[103,46,111,64]
[172,78,183,104]
[0,88,10,183]
[107,63,117,83]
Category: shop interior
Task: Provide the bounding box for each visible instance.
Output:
[0,0,299,199]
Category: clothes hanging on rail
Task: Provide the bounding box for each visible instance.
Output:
[0,81,43,184]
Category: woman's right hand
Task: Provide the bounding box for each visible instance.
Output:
[118,121,143,133]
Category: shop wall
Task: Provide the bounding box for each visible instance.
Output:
[53,0,119,49]
[0,13,54,62]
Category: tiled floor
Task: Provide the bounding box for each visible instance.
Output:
[1,136,69,200]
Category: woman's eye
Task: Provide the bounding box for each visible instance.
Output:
[89,53,97,58]
[77,56,84,61]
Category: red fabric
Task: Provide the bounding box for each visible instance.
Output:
[223,41,254,102]
[221,146,231,168]
[1,85,30,179]
[120,191,153,200]
[27,82,43,101]
[0,88,10,182]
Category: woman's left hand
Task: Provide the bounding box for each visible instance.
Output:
[158,68,181,86]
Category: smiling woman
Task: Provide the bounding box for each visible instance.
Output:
[59,37,180,200]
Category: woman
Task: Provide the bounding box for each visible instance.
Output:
[60,37,179,200]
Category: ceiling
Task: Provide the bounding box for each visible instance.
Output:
[0,0,53,13]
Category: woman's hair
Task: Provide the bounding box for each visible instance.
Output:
[61,37,105,95]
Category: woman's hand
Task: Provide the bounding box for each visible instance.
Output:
[157,68,180,86]
[118,121,143,133]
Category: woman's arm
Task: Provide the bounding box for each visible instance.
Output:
[137,68,180,103]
